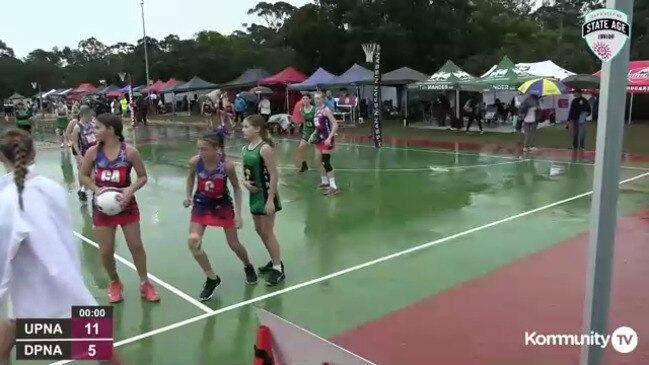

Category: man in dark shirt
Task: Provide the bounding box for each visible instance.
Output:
[568,89,591,150]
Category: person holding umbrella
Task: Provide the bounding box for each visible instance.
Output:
[518,78,567,153]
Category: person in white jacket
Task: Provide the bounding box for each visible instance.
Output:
[0,128,121,365]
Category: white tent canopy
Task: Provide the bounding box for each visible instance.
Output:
[480,60,576,122]
[482,60,575,80]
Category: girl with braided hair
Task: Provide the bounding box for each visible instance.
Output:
[0,128,122,365]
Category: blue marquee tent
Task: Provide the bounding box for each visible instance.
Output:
[321,64,373,87]
[288,68,337,90]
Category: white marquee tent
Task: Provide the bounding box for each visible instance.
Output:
[481,60,576,122]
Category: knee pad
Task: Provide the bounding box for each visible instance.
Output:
[321,154,333,172]
[188,233,203,255]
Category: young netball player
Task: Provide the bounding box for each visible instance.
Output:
[294,93,315,173]
[201,98,215,128]
[69,105,96,202]
[79,113,160,303]
[0,128,123,365]
[184,129,258,300]
[55,101,70,147]
[241,115,285,286]
[312,91,339,195]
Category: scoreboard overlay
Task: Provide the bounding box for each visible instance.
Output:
[16,306,114,361]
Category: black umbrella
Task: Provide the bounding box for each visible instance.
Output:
[561,74,600,90]
[238,91,257,102]
[250,86,273,95]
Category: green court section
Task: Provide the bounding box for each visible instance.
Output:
[15,125,649,364]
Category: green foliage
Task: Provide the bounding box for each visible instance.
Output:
[1,0,647,99]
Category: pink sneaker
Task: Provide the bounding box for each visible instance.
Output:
[140,282,161,302]
[108,281,124,303]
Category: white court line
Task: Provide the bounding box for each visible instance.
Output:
[47,170,649,365]
[72,232,213,314]
[284,139,649,171]
[276,158,527,173]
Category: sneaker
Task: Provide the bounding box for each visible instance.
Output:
[323,187,340,196]
[318,183,330,190]
[108,281,124,303]
[140,282,161,302]
[258,261,284,274]
[244,265,258,285]
[198,277,221,301]
[258,261,274,274]
[77,190,87,202]
[266,268,285,287]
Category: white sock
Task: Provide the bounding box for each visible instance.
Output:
[321,176,328,185]
[328,177,337,190]
[79,186,85,193]
[272,264,283,272]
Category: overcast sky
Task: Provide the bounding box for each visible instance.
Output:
[1,0,312,58]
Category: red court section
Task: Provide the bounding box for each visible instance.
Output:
[333,212,649,365]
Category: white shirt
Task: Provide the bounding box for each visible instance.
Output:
[524,107,537,123]
[259,99,271,115]
[0,167,96,319]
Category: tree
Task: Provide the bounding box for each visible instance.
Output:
[0,40,15,58]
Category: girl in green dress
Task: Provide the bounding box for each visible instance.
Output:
[294,94,315,173]
[55,101,70,147]
[241,114,285,286]
[14,103,33,134]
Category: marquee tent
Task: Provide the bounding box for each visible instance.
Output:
[8,93,25,100]
[594,60,649,124]
[473,56,537,90]
[174,76,219,93]
[221,68,270,89]
[483,60,575,80]
[260,67,307,85]
[145,80,167,93]
[288,68,337,90]
[160,80,185,94]
[323,63,373,87]
[594,60,649,94]
[381,67,428,86]
[70,83,96,94]
[408,60,480,91]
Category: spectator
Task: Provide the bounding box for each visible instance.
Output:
[325,90,336,111]
[464,94,484,134]
[567,89,591,150]
[258,96,271,122]
[518,94,542,153]
[234,94,246,123]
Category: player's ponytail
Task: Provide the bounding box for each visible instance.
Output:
[0,128,35,210]
[245,114,275,147]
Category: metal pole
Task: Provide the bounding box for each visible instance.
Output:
[580,1,633,365]
[140,0,151,86]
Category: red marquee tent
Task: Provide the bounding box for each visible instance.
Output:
[143,80,166,93]
[594,60,649,94]
[70,83,96,94]
[260,67,307,112]
[260,67,307,85]
[594,61,649,124]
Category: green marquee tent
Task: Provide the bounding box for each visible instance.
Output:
[407,60,483,91]
[471,56,537,90]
